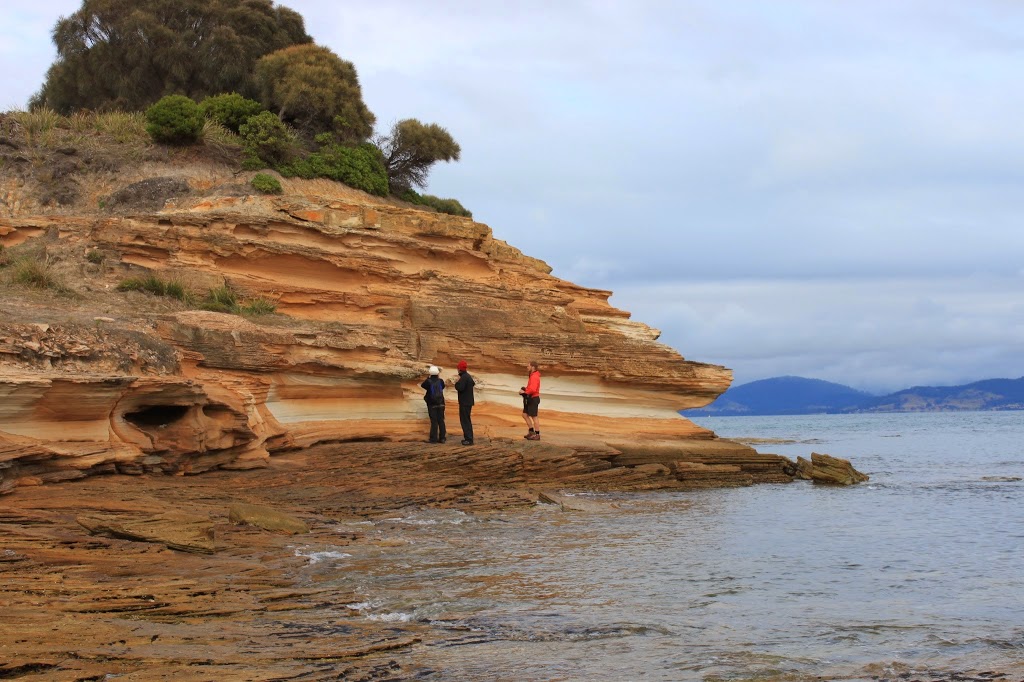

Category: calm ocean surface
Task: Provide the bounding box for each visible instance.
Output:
[299,412,1024,681]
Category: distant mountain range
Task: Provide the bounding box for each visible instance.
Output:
[683,375,1024,416]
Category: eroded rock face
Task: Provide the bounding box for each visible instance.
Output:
[0,172,749,492]
[795,452,870,485]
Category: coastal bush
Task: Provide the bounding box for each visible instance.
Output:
[241,154,268,171]
[278,142,388,196]
[33,0,312,113]
[239,111,297,165]
[199,93,264,132]
[399,189,472,218]
[251,173,283,195]
[254,44,375,141]
[145,96,204,145]
[376,119,461,193]
[86,249,104,264]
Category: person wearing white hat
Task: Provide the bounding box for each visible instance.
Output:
[420,365,447,443]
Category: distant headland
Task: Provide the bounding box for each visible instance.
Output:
[683,375,1024,416]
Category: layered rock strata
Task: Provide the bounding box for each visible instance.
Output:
[1,170,777,492]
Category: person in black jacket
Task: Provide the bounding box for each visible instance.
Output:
[453,360,475,445]
[420,365,446,443]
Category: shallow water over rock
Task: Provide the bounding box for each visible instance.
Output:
[293,412,1024,680]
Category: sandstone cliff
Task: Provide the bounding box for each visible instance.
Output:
[0,125,791,494]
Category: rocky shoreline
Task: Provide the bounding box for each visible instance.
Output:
[0,435,878,678]
[1,440,1016,681]
[1,436,793,680]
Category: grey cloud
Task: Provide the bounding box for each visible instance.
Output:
[7,0,1024,390]
[614,276,1024,392]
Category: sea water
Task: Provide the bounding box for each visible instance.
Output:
[301,412,1024,680]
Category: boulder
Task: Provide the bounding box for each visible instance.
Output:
[806,452,869,485]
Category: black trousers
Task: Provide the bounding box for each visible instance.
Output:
[428,404,446,442]
[459,403,473,442]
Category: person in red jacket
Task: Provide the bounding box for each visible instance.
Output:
[519,360,541,440]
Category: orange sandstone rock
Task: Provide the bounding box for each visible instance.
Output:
[0,166,752,492]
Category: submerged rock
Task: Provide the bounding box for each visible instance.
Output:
[77,512,216,553]
[228,502,309,534]
[535,490,618,512]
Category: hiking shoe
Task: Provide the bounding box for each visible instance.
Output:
[439,438,447,444]
[524,432,534,439]
[461,439,474,446]
[526,433,540,440]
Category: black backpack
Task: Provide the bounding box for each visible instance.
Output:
[428,377,444,406]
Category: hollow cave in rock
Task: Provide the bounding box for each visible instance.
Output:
[124,405,190,428]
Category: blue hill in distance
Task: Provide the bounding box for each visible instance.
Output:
[683,375,1024,416]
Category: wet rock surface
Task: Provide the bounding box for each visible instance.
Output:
[794,451,870,485]
[0,438,802,679]
[0,440,1012,680]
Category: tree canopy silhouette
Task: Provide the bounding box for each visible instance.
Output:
[254,44,376,142]
[376,119,461,192]
[33,0,311,113]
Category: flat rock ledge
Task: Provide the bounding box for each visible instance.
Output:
[0,437,802,679]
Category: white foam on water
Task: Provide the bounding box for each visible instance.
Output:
[293,547,352,564]
[380,510,471,526]
[365,611,414,622]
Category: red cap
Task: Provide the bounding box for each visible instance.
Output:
[457,360,468,371]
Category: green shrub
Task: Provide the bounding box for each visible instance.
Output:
[239,111,296,165]
[251,173,283,195]
[199,93,264,132]
[279,142,388,196]
[241,154,267,171]
[240,297,277,315]
[86,249,104,264]
[399,189,472,218]
[145,95,204,145]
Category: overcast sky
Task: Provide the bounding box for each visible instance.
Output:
[3,1,1023,393]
